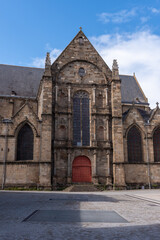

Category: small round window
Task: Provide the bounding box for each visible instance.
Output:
[79,68,85,77]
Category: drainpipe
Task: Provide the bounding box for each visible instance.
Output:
[2,119,12,190]
[145,121,151,189]
[37,120,42,189]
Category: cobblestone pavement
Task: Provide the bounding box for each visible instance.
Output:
[0,189,160,240]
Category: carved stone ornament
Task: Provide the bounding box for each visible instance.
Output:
[45,52,51,66]
[112,59,118,70]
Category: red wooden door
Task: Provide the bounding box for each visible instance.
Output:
[72,156,91,183]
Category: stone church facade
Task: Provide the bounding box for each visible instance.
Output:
[0,30,160,189]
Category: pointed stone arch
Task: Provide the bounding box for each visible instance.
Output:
[14,120,38,137]
[125,123,144,138]
[58,60,108,79]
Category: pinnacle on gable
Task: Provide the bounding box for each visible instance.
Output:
[112,59,119,80]
[45,52,51,67]
[156,102,159,108]
[112,59,118,70]
[44,52,51,77]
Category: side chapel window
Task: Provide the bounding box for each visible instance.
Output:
[127,126,143,163]
[17,124,34,160]
[153,127,160,162]
[73,91,90,146]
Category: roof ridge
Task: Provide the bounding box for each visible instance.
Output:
[0,63,44,70]
[119,74,134,77]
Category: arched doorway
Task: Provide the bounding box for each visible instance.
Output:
[72,156,91,183]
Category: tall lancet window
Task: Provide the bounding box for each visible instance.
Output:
[153,127,160,162]
[17,124,34,160]
[127,126,143,163]
[73,91,90,146]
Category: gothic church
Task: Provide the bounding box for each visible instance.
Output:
[0,30,160,189]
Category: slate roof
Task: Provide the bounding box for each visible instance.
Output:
[120,75,147,105]
[0,65,148,105]
[0,64,44,98]
[137,108,151,122]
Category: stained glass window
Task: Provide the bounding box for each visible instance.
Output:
[73,91,90,146]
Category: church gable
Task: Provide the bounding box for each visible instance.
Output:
[12,101,39,132]
[52,30,112,80]
[149,106,160,123]
[123,107,146,127]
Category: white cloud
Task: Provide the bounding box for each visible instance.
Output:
[150,7,160,14]
[90,31,160,108]
[98,8,137,23]
[31,48,62,68]
[140,16,149,23]
[30,32,160,109]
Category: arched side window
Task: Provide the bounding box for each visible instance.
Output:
[153,127,160,162]
[73,91,90,146]
[58,125,66,140]
[97,126,104,141]
[127,126,143,163]
[96,93,103,108]
[17,124,34,160]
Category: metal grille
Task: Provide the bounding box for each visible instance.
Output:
[73,92,90,146]
[17,124,33,160]
[153,128,160,162]
[127,126,143,163]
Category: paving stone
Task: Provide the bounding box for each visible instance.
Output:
[0,189,160,240]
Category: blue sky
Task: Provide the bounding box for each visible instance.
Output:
[1,0,160,107]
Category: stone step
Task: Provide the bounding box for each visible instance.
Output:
[63,184,99,192]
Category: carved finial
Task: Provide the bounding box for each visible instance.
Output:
[156,102,159,108]
[45,52,51,66]
[112,59,119,80]
[79,27,82,31]
[44,52,51,76]
[112,59,118,70]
